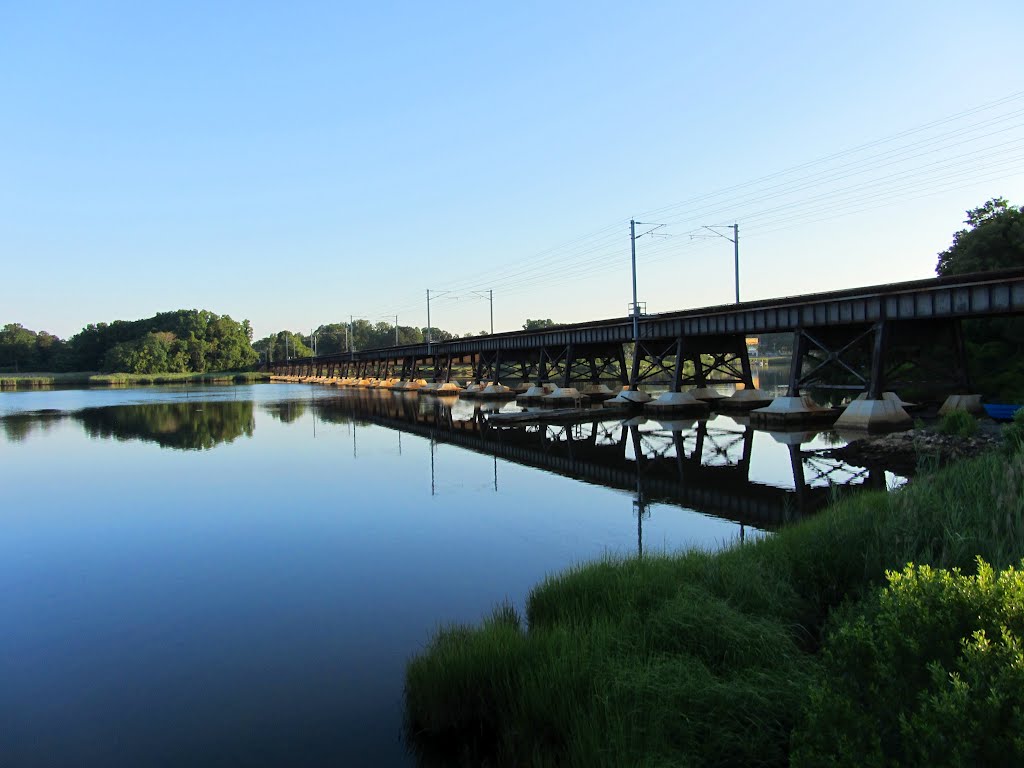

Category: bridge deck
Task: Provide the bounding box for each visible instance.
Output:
[283,269,1024,365]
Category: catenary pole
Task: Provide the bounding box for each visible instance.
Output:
[630,219,639,347]
[733,223,740,303]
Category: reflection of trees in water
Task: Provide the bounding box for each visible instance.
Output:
[3,402,256,449]
[75,401,255,450]
[0,411,64,442]
[262,400,309,424]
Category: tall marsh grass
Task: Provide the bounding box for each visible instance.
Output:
[0,371,269,389]
[405,450,1024,767]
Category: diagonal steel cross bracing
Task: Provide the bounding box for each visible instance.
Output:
[787,317,972,398]
[472,349,540,384]
[627,335,753,390]
[530,343,627,386]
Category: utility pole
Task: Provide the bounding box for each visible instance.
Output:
[394,315,399,346]
[701,223,740,303]
[628,219,667,353]
[630,219,639,347]
[733,223,739,304]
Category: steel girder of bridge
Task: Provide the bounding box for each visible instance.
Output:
[269,269,1024,396]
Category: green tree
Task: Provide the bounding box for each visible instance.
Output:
[395,325,424,345]
[933,199,1024,399]
[522,318,556,331]
[254,331,312,361]
[66,323,111,370]
[0,323,42,370]
[310,323,349,354]
[936,197,1024,276]
[0,324,69,371]
[64,309,257,373]
[104,333,172,373]
[422,326,455,342]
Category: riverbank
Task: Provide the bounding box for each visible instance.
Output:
[825,424,1003,476]
[405,428,1024,766]
[0,371,270,389]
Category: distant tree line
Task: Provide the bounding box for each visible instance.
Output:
[252,318,574,362]
[0,310,257,374]
[253,320,459,362]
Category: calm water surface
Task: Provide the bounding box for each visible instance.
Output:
[0,383,897,767]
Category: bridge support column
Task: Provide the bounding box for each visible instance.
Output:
[787,329,807,398]
[835,321,912,432]
[629,341,642,389]
[617,347,629,387]
[868,320,889,400]
[493,350,502,384]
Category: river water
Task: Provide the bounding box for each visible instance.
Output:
[0,383,900,767]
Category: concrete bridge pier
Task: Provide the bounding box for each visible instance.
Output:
[646,338,708,414]
[938,394,985,416]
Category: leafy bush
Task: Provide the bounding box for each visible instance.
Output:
[792,559,1024,767]
[937,408,978,438]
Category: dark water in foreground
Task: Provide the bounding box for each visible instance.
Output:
[0,384,901,767]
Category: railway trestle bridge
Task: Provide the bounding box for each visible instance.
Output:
[268,269,1024,429]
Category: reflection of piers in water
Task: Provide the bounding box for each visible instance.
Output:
[310,392,887,540]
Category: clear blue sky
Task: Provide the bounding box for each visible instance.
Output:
[2,1,1023,340]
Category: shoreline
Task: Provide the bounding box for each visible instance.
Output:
[0,371,271,389]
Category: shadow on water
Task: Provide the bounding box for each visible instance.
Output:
[1,401,255,450]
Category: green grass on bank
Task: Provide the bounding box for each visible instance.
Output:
[0,371,270,389]
[405,445,1024,767]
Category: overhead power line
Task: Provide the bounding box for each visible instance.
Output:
[360,91,1024,325]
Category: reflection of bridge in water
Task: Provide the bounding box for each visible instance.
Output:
[310,392,891,543]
